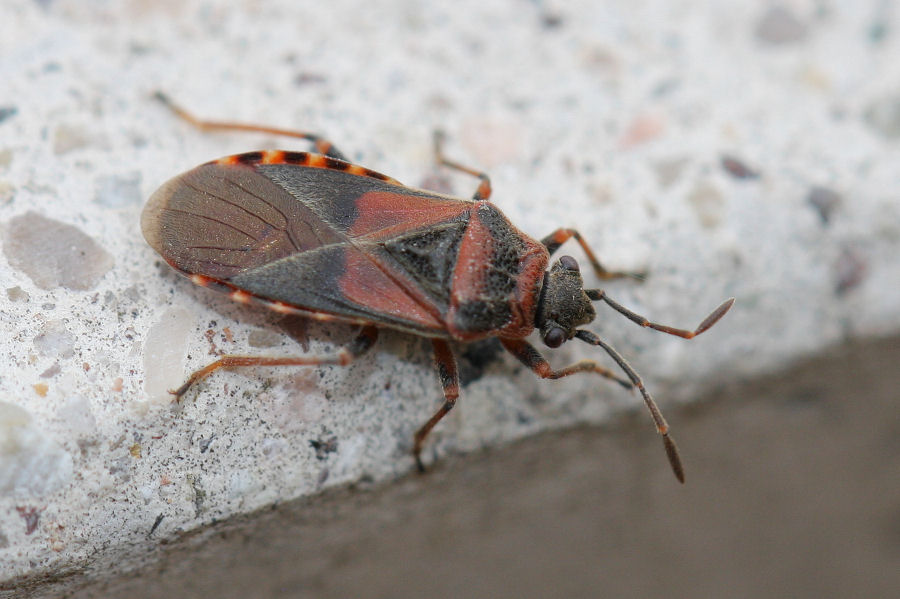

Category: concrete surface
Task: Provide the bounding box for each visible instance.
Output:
[1,0,899,596]
[10,335,900,598]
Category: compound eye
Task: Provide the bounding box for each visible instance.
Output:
[544,327,567,348]
[558,255,579,272]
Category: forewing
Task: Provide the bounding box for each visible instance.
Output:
[254,163,471,241]
[142,162,342,280]
[143,158,473,334]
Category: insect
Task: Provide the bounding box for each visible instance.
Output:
[142,93,734,482]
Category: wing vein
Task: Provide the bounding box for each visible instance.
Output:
[219,176,303,251]
[162,207,260,242]
[183,179,291,238]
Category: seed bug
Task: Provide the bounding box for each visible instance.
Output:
[142,93,734,482]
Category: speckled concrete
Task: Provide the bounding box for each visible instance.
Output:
[1,1,899,595]
[43,336,900,599]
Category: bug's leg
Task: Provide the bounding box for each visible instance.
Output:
[170,326,378,398]
[541,228,643,280]
[585,291,735,340]
[432,130,492,201]
[153,91,347,160]
[500,336,683,483]
[413,339,460,472]
[499,338,633,389]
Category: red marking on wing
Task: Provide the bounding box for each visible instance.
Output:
[348,190,470,240]
[339,248,445,332]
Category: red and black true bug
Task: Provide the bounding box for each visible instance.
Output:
[142,93,734,482]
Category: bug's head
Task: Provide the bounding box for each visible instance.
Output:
[536,256,596,348]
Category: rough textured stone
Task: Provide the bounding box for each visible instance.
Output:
[1,1,899,595]
[0,402,73,498]
[2,212,113,291]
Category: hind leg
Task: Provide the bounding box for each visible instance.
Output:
[153,91,348,160]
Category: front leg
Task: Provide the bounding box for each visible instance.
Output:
[500,336,683,483]
[540,228,644,280]
[499,337,632,389]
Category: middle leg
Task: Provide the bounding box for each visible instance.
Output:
[413,339,460,471]
[432,130,492,201]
